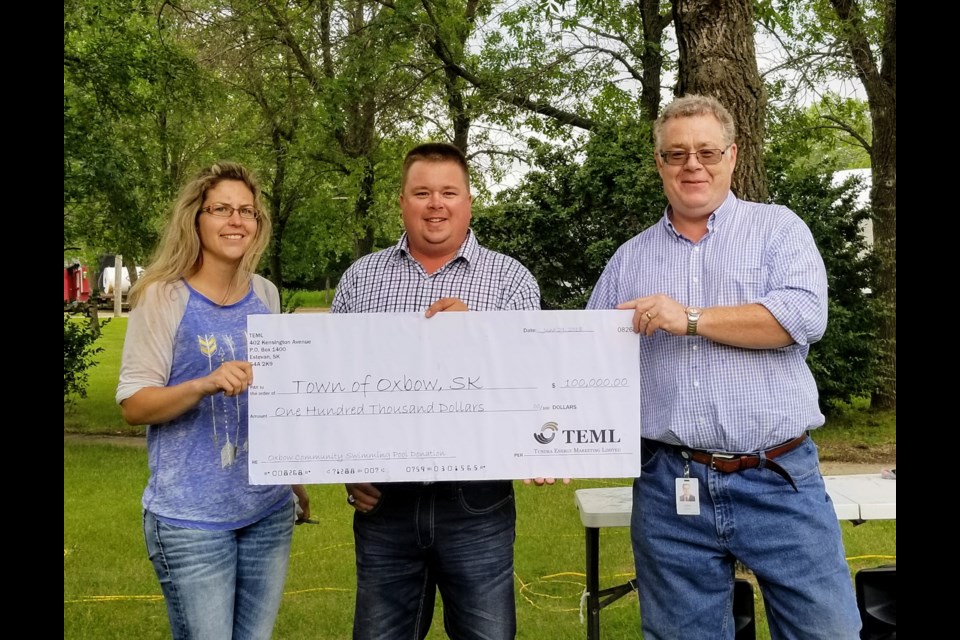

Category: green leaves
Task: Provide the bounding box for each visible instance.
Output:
[766,125,882,410]
[65,0,210,266]
[476,118,661,309]
[64,313,108,403]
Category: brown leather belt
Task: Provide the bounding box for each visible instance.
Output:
[675,433,809,492]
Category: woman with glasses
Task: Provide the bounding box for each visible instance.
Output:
[116,162,309,640]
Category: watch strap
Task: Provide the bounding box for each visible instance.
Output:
[686,308,701,336]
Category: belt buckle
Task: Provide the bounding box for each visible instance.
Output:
[710,452,737,470]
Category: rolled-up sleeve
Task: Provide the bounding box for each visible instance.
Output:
[756,216,828,346]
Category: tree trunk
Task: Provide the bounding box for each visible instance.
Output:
[672,0,767,202]
[870,132,895,409]
[354,161,376,259]
[447,69,471,154]
[638,0,672,123]
[444,0,479,153]
[829,0,896,410]
[126,263,139,288]
[268,124,288,295]
[87,302,101,339]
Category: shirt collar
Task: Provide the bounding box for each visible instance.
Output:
[395,228,478,267]
[661,191,737,240]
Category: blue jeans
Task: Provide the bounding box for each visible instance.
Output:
[143,500,295,640]
[632,437,862,640]
[353,481,517,640]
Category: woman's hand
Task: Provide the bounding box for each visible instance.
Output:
[200,360,254,397]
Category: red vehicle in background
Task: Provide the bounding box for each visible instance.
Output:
[64,255,142,309]
[64,262,93,306]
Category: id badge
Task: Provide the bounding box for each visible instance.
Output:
[676,477,700,515]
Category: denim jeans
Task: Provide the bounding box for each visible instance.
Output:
[353,481,517,640]
[143,499,294,640]
[632,437,862,640]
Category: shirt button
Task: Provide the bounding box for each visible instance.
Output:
[693,381,700,388]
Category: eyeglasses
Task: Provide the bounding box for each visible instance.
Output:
[659,145,732,166]
[201,203,260,220]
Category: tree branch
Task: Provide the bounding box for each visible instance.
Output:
[819,114,871,153]
[417,0,596,130]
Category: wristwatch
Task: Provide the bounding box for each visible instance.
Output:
[685,307,701,336]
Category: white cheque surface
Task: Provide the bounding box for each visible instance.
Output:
[247,310,640,484]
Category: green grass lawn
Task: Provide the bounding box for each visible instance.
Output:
[64,441,895,639]
[283,288,336,312]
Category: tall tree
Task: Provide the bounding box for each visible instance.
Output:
[764,0,895,409]
[417,0,485,151]
[258,0,424,259]
[65,0,215,277]
[184,2,327,292]
[673,0,767,201]
[415,0,674,138]
[828,0,895,408]
[766,102,882,409]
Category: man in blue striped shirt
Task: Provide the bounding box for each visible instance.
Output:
[332,143,540,640]
[588,95,861,639]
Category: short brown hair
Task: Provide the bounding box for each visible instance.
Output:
[401,143,470,190]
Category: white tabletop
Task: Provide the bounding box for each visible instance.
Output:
[575,486,633,528]
[822,473,896,520]
[575,474,896,527]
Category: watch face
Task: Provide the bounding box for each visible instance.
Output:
[688,308,701,317]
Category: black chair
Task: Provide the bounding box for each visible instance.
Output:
[856,565,896,639]
[733,578,756,640]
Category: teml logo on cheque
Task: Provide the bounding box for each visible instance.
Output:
[533,422,622,445]
[534,422,558,444]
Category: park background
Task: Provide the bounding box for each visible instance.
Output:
[65,0,896,637]
[65,0,895,412]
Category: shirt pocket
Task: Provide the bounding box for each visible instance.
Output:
[714,267,762,306]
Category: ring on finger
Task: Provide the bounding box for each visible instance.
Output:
[347,494,356,505]
[645,312,653,321]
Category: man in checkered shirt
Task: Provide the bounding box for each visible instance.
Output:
[588,95,861,639]
[332,142,539,640]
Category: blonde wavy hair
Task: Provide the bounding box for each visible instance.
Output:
[128,162,272,308]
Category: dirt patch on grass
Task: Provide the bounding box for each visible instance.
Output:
[64,433,146,448]
[817,442,896,476]
[819,461,894,476]
[815,441,897,464]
